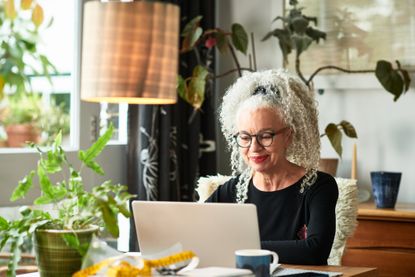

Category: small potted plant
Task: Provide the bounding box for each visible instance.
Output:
[0,124,134,276]
[0,93,43,147]
[0,93,71,147]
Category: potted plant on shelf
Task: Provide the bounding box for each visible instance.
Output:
[0,93,43,147]
[0,124,134,276]
[0,93,69,147]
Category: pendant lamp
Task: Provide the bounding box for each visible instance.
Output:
[81,0,180,104]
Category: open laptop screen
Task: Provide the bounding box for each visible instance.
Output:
[132,201,261,267]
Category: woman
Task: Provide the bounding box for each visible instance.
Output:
[206,69,338,265]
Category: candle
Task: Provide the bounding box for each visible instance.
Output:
[351,143,357,180]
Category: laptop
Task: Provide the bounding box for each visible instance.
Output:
[132,200,261,267]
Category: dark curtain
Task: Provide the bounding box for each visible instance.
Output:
[127,1,216,251]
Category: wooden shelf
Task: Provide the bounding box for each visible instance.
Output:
[357,202,415,222]
[342,202,415,277]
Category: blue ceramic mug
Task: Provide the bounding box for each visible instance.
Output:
[370,171,401,209]
[235,249,279,277]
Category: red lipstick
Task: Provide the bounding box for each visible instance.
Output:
[250,155,268,163]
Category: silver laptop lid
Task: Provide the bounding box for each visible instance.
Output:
[132,200,261,267]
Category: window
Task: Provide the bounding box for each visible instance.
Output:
[285,0,415,75]
[0,0,75,149]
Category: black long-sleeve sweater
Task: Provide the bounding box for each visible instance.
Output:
[206,171,338,265]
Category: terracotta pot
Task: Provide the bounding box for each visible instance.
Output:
[5,124,40,147]
[318,158,339,176]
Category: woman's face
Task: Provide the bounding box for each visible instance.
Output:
[236,107,291,174]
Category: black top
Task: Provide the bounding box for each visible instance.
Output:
[206,171,338,265]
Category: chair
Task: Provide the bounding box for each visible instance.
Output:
[195,175,358,265]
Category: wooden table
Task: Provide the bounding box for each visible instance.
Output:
[285,264,378,277]
[342,202,415,277]
[18,265,378,277]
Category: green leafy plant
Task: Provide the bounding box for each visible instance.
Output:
[178,16,250,111]
[0,93,42,127]
[179,0,411,157]
[0,124,134,276]
[0,0,56,99]
[262,0,410,102]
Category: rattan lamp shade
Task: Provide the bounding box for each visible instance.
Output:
[81,1,179,104]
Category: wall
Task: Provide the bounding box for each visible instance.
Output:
[216,0,415,204]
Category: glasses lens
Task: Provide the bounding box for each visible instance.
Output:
[236,134,251,148]
[258,132,274,147]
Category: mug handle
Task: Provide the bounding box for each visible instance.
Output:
[269,251,279,266]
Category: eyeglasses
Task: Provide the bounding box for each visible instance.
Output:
[233,127,289,148]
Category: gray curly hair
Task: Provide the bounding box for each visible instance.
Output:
[219,69,320,203]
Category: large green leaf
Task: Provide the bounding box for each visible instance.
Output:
[37,164,53,197]
[400,69,411,92]
[325,123,343,157]
[40,148,63,174]
[0,216,9,230]
[291,16,309,34]
[375,60,405,101]
[79,124,113,174]
[215,30,229,54]
[181,16,203,53]
[340,120,357,138]
[263,29,292,64]
[231,23,248,55]
[189,27,203,49]
[292,34,313,57]
[33,195,53,205]
[98,199,119,237]
[177,75,186,100]
[187,65,209,109]
[50,184,68,202]
[305,27,326,42]
[10,170,35,201]
[181,15,203,37]
[62,233,89,256]
[0,234,10,251]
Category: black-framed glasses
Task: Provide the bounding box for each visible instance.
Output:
[233,127,289,148]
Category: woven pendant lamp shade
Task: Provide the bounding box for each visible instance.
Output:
[81,1,180,104]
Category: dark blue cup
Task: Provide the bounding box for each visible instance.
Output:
[235,249,278,277]
[370,171,401,209]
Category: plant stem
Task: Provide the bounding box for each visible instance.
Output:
[251,32,257,71]
[193,48,203,66]
[306,66,374,86]
[228,44,242,77]
[295,53,307,84]
[213,67,254,79]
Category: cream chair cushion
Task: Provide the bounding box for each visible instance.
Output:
[327,177,358,265]
[195,175,358,265]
